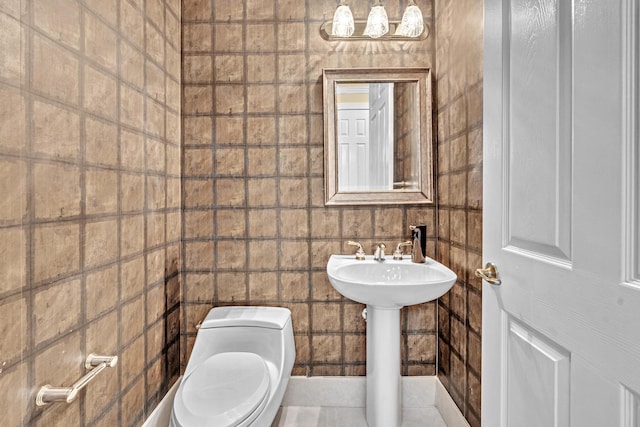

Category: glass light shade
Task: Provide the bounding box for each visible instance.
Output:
[395,2,424,37]
[363,2,389,38]
[332,3,355,37]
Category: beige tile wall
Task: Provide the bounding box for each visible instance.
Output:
[0,0,484,425]
[0,1,181,426]
[434,0,483,425]
[181,0,438,376]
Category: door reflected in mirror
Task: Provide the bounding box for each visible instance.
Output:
[324,68,434,205]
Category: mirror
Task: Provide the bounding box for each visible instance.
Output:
[323,68,434,205]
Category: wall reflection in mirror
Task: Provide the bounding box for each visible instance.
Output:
[335,82,419,192]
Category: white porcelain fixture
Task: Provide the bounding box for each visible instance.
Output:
[326,254,456,427]
[170,306,295,427]
[327,255,456,308]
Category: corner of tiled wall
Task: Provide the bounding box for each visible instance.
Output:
[0,0,182,425]
[434,0,483,425]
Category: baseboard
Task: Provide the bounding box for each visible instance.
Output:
[435,378,471,427]
[141,377,181,427]
[141,375,470,427]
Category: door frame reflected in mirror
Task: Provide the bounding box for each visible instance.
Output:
[323,68,434,205]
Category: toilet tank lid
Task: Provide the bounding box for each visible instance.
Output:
[200,306,292,330]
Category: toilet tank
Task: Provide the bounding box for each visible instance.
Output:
[200,306,291,330]
[185,306,294,377]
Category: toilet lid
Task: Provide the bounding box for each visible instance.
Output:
[173,352,271,427]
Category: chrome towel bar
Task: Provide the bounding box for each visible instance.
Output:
[36,354,118,406]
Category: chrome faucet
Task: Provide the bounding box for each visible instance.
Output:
[373,243,386,261]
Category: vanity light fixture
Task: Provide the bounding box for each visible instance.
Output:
[325,0,427,41]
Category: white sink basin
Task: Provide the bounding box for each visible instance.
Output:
[327,254,457,308]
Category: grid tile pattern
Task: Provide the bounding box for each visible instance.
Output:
[0,1,182,426]
[434,0,483,425]
[0,1,483,425]
[181,0,437,377]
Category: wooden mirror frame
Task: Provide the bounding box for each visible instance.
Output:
[323,68,434,206]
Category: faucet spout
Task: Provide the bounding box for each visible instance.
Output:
[373,243,386,261]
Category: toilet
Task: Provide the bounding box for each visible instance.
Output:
[170,306,295,427]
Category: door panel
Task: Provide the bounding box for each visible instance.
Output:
[505,318,570,427]
[483,0,640,425]
[506,0,572,262]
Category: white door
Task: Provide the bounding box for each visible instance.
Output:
[337,108,370,191]
[369,83,394,190]
[482,0,640,426]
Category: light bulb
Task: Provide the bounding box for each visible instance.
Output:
[395,0,424,37]
[363,0,389,39]
[332,0,355,37]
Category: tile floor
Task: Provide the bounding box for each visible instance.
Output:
[273,406,448,427]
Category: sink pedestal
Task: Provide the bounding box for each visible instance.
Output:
[366,305,402,427]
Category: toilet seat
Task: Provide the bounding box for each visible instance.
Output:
[172,352,271,427]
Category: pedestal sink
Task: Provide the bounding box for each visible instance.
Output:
[326,254,457,427]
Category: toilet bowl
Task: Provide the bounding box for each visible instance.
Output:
[170,306,295,427]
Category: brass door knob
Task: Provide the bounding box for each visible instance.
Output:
[475,262,501,285]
